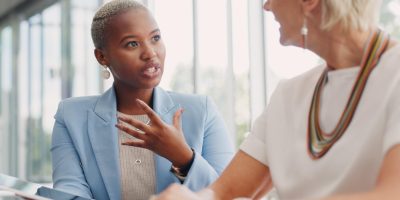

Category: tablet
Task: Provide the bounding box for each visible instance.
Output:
[0,174,48,200]
[36,186,92,200]
[0,174,92,200]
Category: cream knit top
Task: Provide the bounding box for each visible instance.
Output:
[117,112,156,200]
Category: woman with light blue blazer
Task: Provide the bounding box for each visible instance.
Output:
[51,1,234,200]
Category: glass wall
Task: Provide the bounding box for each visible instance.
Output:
[0,0,102,182]
[71,0,102,96]
[17,3,63,182]
[0,26,13,175]
[154,0,252,143]
[231,0,251,143]
[154,0,194,94]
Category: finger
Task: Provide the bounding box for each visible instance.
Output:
[121,139,146,148]
[136,99,163,125]
[115,123,148,141]
[173,108,184,129]
[117,115,152,133]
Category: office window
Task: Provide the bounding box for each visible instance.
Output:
[17,0,102,182]
[231,0,251,144]
[196,0,236,136]
[0,26,12,174]
[153,0,252,143]
[154,0,194,94]
[21,2,62,182]
[26,13,45,181]
[18,21,29,179]
[71,0,102,96]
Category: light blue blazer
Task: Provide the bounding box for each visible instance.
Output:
[51,87,234,200]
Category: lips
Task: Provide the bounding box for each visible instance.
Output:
[141,62,161,78]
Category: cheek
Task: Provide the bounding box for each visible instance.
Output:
[158,44,166,62]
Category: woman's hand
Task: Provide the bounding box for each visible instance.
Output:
[115,99,193,168]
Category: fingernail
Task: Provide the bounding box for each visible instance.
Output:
[117,116,125,121]
[136,99,143,104]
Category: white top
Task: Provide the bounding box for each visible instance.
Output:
[241,44,400,200]
[117,113,156,200]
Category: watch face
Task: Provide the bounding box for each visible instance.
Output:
[169,166,187,182]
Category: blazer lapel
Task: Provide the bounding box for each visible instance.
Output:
[88,87,121,200]
[152,87,182,192]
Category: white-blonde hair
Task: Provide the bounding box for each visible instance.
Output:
[320,0,383,31]
[91,0,148,49]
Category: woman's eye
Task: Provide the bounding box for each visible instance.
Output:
[127,41,139,48]
[152,35,161,42]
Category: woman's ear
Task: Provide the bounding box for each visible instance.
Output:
[94,48,109,66]
[301,0,320,14]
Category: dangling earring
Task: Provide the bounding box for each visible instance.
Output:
[301,17,308,49]
[102,65,111,79]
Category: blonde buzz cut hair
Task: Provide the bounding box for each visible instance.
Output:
[91,0,147,49]
[320,0,383,31]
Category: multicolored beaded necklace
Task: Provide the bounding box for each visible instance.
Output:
[307,29,390,159]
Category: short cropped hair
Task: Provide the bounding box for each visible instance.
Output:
[320,0,383,31]
[91,0,147,49]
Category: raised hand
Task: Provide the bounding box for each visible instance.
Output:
[115,99,193,168]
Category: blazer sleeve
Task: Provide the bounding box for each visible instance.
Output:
[183,97,235,191]
[51,101,93,198]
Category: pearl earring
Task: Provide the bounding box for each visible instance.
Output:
[102,65,111,79]
[301,17,308,49]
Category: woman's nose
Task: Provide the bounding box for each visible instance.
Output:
[141,44,157,60]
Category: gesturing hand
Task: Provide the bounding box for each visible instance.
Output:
[115,99,193,168]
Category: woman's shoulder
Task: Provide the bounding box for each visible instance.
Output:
[380,42,400,68]
[57,95,100,112]
[162,89,209,105]
[60,95,99,105]
[276,64,325,93]
[158,89,219,114]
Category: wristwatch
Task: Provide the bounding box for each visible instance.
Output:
[170,148,195,182]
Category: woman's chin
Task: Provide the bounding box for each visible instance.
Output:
[279,35,289,45]
[279,38,290,46]
[279,37,301,47]
[141,80,161,89]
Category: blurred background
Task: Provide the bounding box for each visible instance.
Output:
[0,0,399,185]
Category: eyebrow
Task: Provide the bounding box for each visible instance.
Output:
[119,28,160,44]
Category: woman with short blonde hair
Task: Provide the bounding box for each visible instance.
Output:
[155,0,400,199]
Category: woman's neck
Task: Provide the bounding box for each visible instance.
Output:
[114,84,154,115]
[307,27,373,70]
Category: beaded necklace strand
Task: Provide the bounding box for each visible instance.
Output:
[307,29,390,159]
